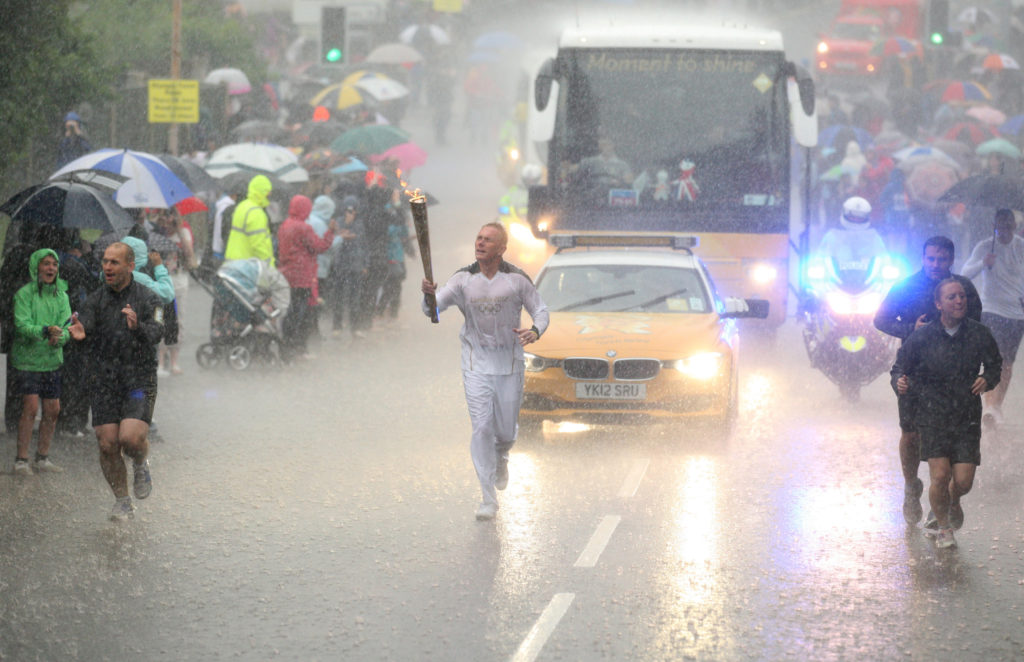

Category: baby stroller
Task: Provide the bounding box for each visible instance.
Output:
[194,258,289,370]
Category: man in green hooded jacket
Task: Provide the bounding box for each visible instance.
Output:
[11,249,72,475]
[224,174,275,266]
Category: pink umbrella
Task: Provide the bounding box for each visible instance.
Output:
[371,142,427,171]
[906,160,960,209]
[966,105,1008,126]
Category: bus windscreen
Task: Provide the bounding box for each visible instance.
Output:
[553,49,789,215]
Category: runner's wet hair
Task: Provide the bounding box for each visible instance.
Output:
[482,221,508,248]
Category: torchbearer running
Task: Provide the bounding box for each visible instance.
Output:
[421,222,549,521]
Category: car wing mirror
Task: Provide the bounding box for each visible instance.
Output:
[720,297,770,319]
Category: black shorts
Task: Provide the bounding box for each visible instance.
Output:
[14,369,61,400]
[898,393,917,432]
[981,312,1024,363]
[91,375,157,426]
[918,424,981,465]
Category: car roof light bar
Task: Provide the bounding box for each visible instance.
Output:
[548,232,699,252]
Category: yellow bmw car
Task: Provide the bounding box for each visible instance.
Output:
[520,233,768,427]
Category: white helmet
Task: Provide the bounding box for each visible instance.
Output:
[841,196,872,229]
[520,163,543,187]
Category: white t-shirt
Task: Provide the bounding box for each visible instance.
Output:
[427,261,550,375]
[962,235,1024,320]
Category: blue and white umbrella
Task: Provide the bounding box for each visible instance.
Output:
[51,148,192,209]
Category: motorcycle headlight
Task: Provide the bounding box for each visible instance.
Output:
[826,291,853,315]
[881,264,901,281]
[856,292,882,314]
[524,352,557,372]
[665,352,724,380]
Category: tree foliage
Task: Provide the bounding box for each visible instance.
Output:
[0,0,111,191]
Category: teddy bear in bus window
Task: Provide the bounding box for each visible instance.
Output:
[652,170,671,201]
[673,159,700,202]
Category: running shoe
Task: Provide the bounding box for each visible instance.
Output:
[110,497,135,521]
[13,459,32,476]
[903,477,924,525]
[934,528,957,549]
[922,510,939,536]
[495,457,509,491]
[133,460,152,500]
[33,458,64,473]
[949,500,964,531]
[475,503,498,521]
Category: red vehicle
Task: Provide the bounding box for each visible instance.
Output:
[816,0,923,76]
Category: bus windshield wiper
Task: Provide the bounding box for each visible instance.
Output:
[557,289,636,311]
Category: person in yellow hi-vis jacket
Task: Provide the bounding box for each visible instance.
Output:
[225,174,274,267]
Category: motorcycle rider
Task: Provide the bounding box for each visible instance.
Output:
[499,163,544,223]
[818,196,887,272]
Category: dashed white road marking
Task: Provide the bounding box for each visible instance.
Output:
[510,592,575,662]
[573,515,622,568]
[617,458,649,498]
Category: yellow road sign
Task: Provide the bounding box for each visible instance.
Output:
[148,79,199,123]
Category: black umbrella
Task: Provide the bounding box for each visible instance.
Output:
[938,175,1024,212]
[0,170,133,233]
[216,170,297,202]
[158,154,219,194]
[229,120,288,143]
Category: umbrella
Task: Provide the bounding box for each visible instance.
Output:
[365,43,423,65]
[966,105,1007,126]
[291,119,348,149]
[174,196,208,215]
[894,145,957,164]
[217,171,296,200]
[981,53,1020,71]
[229,120,288,142]
[351,76,409,102]
[939,174,1024,211]
[473,31,524,51]
[943,120,998,145]
[976,138,1023,159]
[371,142,427,171]
[52,148,192,209]
[330,125,410,155]
[872,130,912,153]
[869,37,922,58]
[331,157,368,175]
[0,171,133,233]
[300,147,345,173]
[205,142,309,184]
[819,124,874,151]
[998,114,1024,136]
[956,6,998,25]
[157,154,219,194]
[930,139,976,169]
[905,160,960,208]
[939,81,992,103]
[399,24,451,46]
[309,82,367,110]
[204,68,252,95]
[467,50,502,65]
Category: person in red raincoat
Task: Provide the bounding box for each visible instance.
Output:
[276,195,338,361]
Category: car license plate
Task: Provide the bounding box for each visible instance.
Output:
[575,382,646,400]
[834,61,856,70]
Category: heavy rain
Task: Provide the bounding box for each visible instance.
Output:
[1,0,1024,660]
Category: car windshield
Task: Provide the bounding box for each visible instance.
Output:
[537,264,711,313]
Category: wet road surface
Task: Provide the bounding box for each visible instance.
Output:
[4,63,1024,662]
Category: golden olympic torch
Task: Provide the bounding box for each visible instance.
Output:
[409,191,439,323]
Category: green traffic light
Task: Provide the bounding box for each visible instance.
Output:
[325,47,342,63]
[930,32,944,45]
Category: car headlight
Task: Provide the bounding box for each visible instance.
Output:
[524,352,558,372]
[817,41,829,54]
[749,263,778,285]
[664,352,724,380]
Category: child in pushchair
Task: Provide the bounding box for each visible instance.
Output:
[194,258,290,370]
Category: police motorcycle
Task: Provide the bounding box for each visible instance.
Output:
[801,197,903,402]
[498,163,551,273]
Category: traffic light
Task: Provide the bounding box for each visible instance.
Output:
[928,0,949,46]
[321,6,346,64]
